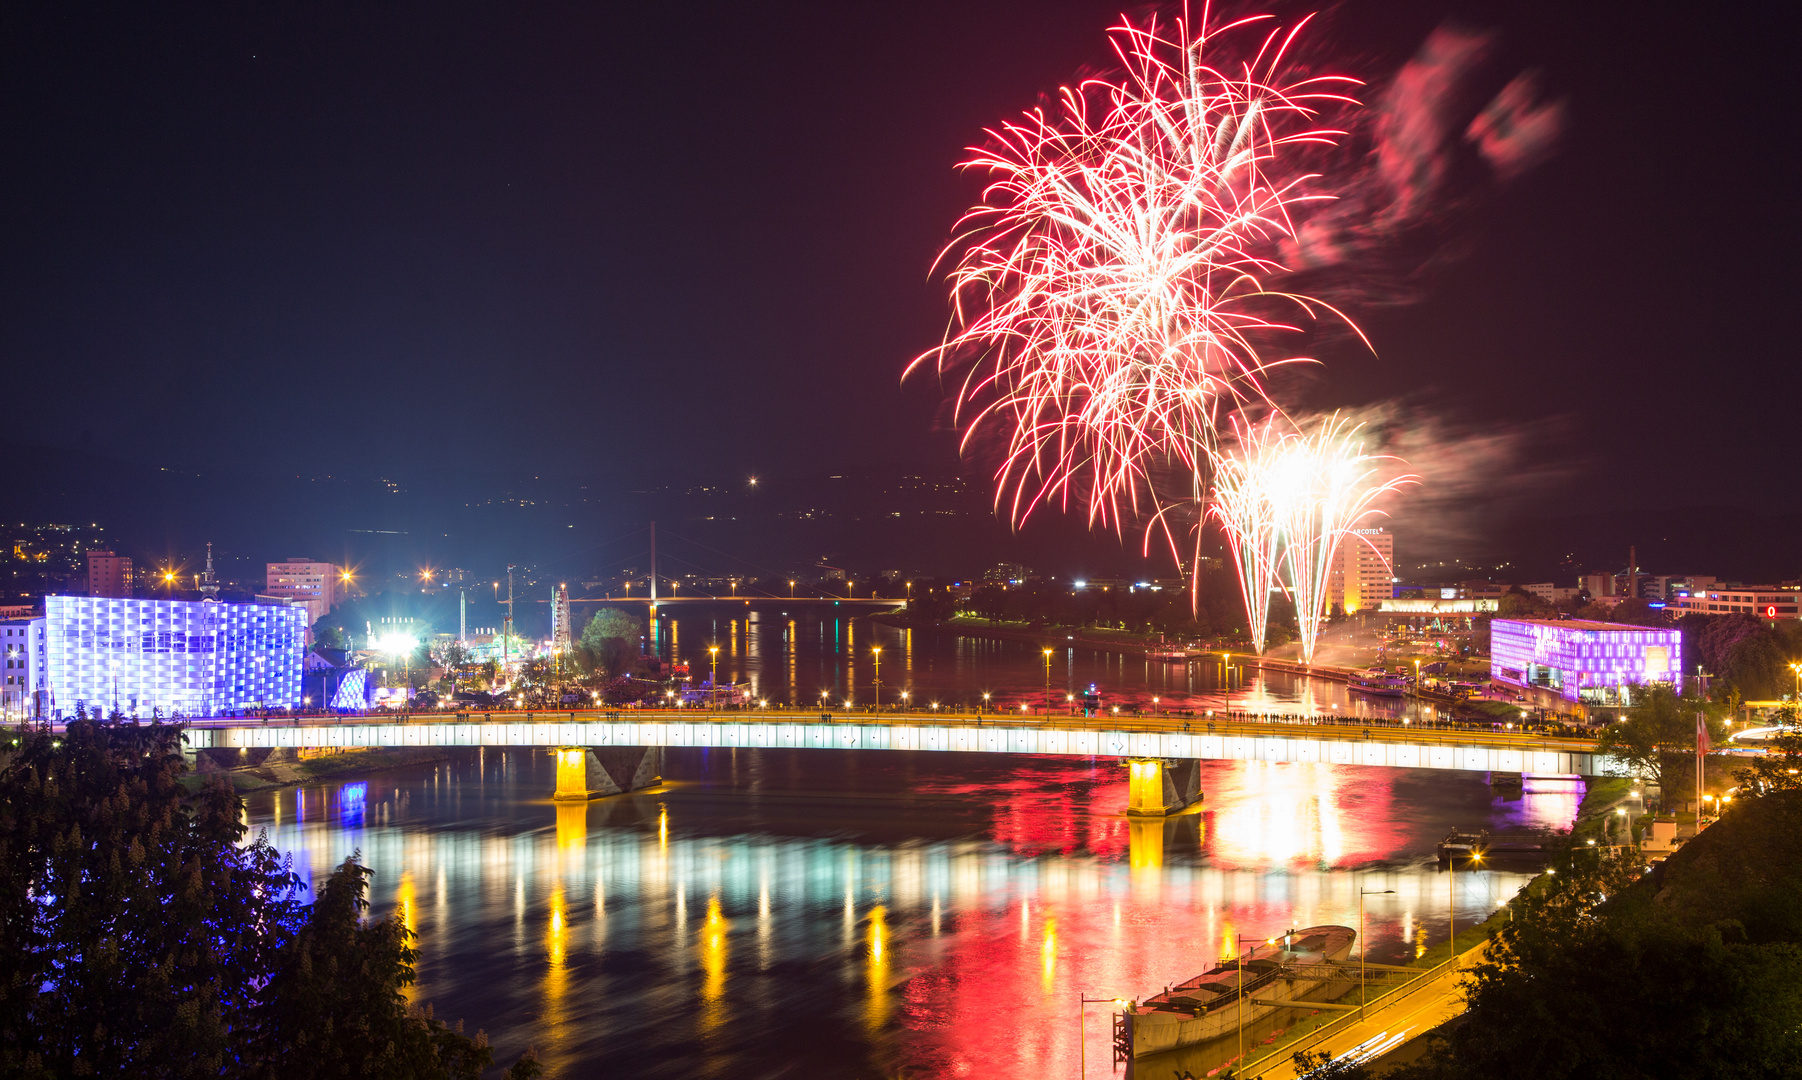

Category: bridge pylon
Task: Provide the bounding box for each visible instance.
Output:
[1126,758,1201,816]
[552,746,664,801]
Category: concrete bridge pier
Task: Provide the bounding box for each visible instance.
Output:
[553,746,664,801]
[1126,757,1201,816]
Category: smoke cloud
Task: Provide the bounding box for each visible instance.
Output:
[1284,24,1567,295]
[1314,401,1582,562]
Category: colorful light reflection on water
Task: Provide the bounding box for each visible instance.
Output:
[249,746,1572,1078]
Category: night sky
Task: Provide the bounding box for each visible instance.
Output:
[3,1,1797,558]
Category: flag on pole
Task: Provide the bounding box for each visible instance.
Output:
[1696,713,1711,755]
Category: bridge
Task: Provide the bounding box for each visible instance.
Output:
[176,709,1618,814]
[567,596,907,606]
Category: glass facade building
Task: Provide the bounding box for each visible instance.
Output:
[1490,618,1681,705]
[44,595,305,717]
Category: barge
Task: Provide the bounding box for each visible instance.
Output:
[1120,925,1356,1059]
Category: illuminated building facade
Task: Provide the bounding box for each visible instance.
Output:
[1669,585,1800,620]
[1328,528,1394,613]
[1490,618,1681,705]
[1,618,47,717]
[264,559,339,631]
[43,595,305,716]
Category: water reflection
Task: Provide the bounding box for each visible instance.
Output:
[247,747,1562,1078]
[640,609,1411,718]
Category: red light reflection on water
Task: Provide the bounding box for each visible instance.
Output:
[883,758,1511,1078]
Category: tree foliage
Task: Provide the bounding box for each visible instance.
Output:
[575,609,642,679]
[1596,685,1725,798]
[0,719,539,1079]
[1735,705,1802,798]
[1394,792,1802,1080]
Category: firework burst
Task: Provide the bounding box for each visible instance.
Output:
[1207,414,1290,654]
[909,7,1363,547]
[1268,413,1416,663]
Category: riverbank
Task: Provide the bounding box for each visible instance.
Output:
[180,745,463,795]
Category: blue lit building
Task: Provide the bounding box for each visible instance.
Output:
[1490,618,1681,705]
[43,595,305,717]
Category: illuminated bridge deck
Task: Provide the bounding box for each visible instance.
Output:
[177,710,1618,777]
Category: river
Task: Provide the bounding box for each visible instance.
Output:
[245,611,1574,1077]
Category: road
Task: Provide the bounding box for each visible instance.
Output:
[1245,944,1486,1080]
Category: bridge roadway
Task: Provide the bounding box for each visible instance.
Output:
[178,708,1616,779]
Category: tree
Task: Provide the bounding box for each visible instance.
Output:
[575,608,642,679]
[1498,587,1557,620]
[1394,793,1802,1079]
[1596,685,1724,799]
[0,718,299,1077]
[1735,705,1802,796]
[312,610,348,651]
[252,857,492,1079]
[0,719,537,1079]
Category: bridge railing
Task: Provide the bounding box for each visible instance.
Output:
[168,706,1598,754]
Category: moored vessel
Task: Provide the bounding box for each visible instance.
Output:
[1120,925,1357,1059]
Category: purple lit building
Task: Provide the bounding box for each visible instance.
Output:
[1490,618,1681,705]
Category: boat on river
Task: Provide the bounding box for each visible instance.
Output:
[1349,674,1409,698]
[1146,646,1202,660]
[1121,925,1357,1059]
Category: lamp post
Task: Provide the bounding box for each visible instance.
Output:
[1233,934,1277,1068]
[1223,652,1233,717]
[871,646,881,710]
[1360,888,1395,1017]
[1790,662,1801,703]
[1450,851,1482,967]
[708,646,719,708]
[1079,994,1130,1080]
[1043,647,1053,712]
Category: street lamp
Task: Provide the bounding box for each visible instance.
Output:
[1233,935,1278,1067]
[1450,851,1482,967]
[1359,888,1396,1017]
[1043,647,1054,710]
[708,646,719,707]
[872,646,882,710]
[1078,994,1130,1080]
[790,580,796,597]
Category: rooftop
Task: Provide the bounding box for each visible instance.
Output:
[1497,617,1677,634]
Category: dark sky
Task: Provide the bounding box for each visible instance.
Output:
[3,0,1797,510]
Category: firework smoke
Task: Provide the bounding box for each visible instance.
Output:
[1285,24,1566,285]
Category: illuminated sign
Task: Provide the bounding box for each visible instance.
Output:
[1377,599,1499,614]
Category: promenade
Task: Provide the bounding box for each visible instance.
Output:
[1242,942,1488,1080]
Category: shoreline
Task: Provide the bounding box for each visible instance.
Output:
[182,745,462,795]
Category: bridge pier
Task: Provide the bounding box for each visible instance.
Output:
[552,746,664,801]
[1126,757,1201,816]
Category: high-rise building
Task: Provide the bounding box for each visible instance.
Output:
[43,595,304,717]
[0,617,47,718]
[264,559,339,633]
[1328,528,1394,614]
[86,551,133,598]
